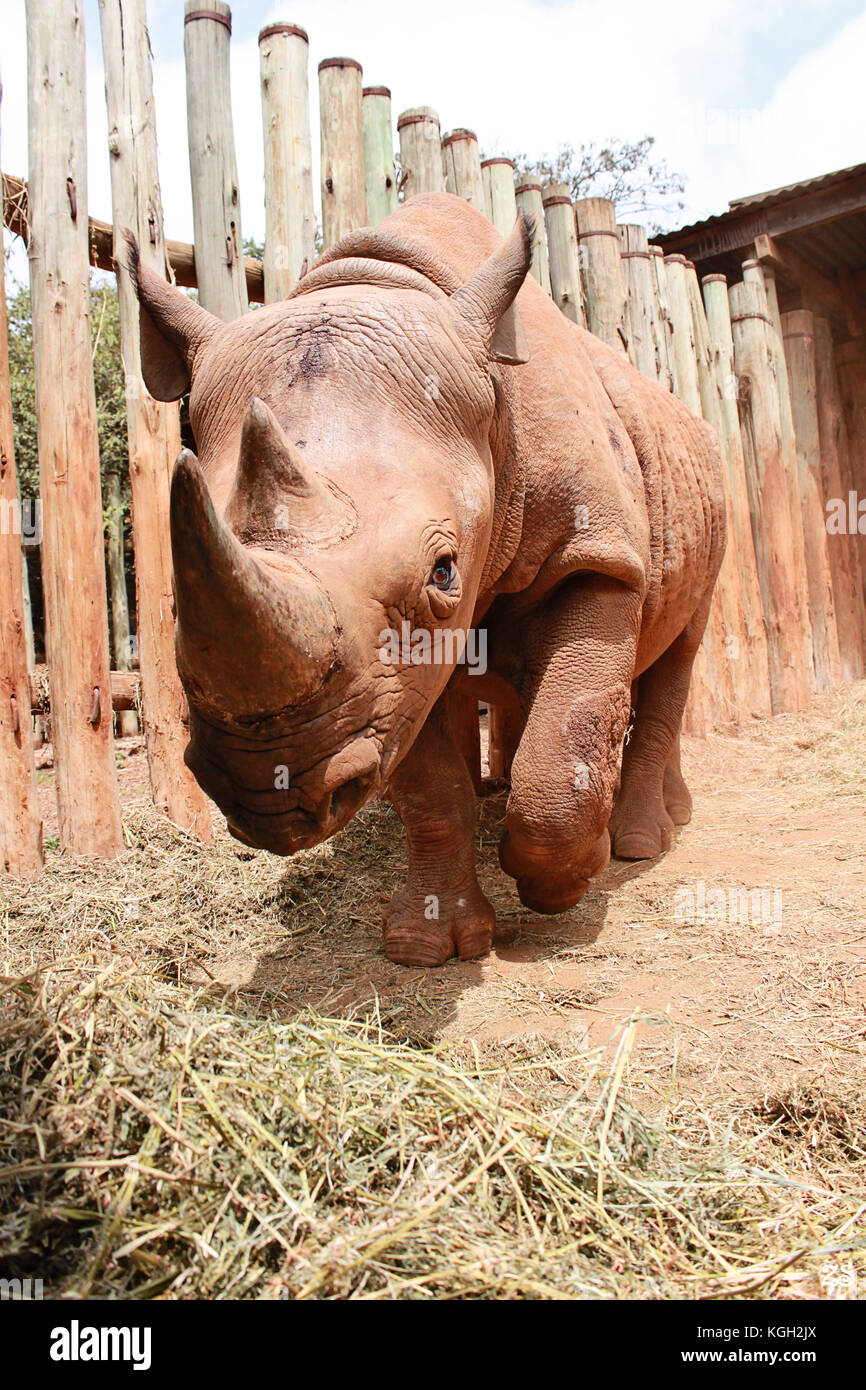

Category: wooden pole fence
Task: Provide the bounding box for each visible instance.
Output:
[575,197,629,355]
[443,129,485,213]
[829,333,866,670]
[618,224,658,379]
[0,79,43,876]
[25,0,123,856]
[649,246,676,393]
[259,23,316,298]
[780,309,842,689]
[702,273,772,718]
[319,58,367,249]
[481,157,517,237]
[397,107,444,199]
[542,185,585,326]
[684,260,744,729]
[742,259,814,690]
[100,0,212,839]
[183,0,248,320]
[515,181,551,294]
[729,279,812,713]
[362,86,397,226]
[3,171,266,302]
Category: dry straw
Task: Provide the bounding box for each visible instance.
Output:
[0,801,864,1299]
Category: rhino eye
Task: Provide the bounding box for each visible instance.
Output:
[430,556,455,590]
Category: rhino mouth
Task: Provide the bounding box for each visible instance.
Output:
[184,718,381,856]
[222,771,378,855]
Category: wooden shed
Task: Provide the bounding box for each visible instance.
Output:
[656,161,866,456]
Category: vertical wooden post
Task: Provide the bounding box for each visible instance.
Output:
[617,224,657,378]
[834,337,866,609]
[729,279,811,713]
[542,185,585,326]
[487,703,521,781]
[515,182,551,293]
[450,692,482,794]
[683,262,743,728]
[834,338,866,491]
[649,246,676,392]
[702,273,772,718]
[685,263,722,431]
[183,1,247,320]
[442,129,485,213]
[25,0,122,856]
[481,158,517,236]
[823,330,866,675]
[258,23,316,299]
[780,309,842,689]
[362,86,397,226]
[663,255,701,414]
[397,107,444,199]
[0,78,43,875]
[575,197,628,355]
[103,465,137,737]
[21,550,35,673]
[662,255,714,734]
[100,0,212,839]
[319,58,366,249]
[742,258,814,691]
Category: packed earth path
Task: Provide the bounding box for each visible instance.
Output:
[29,681,866,1100]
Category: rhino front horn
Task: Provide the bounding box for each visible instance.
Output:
[170,450,338,721]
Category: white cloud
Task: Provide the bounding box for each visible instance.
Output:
[2,0,864,275]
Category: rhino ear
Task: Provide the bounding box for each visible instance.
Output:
[121,228,220,401]
[452,213,532,366]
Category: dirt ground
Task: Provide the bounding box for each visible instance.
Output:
[6,681,862,1299]
[30,681,865,1114]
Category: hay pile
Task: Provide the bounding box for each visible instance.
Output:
[1,806,863,1299]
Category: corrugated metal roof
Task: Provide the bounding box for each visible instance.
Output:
[728,161,866,210]
[663,161,866,241]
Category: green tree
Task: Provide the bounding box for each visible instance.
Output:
[512,135,686,231]
[6,275,130,523]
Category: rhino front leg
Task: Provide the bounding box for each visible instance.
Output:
[382,697,495,967]
[500,576,640,913]
[609,602,707,858]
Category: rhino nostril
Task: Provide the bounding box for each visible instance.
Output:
[325,772,375,824]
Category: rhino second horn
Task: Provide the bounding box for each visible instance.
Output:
[170,449,338,720]
[225,398,356,545]
[452,213,532,364]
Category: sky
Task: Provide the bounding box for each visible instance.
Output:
[2,0,865,284]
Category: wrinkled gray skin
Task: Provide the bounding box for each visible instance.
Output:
[130,193,725,968]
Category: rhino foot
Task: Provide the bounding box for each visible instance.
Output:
[609,795,676,860]
[382,883,495,967]
[663,761,693,826]
[500,828,610,914]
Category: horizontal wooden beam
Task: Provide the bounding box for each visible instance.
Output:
[657,168,866,264]
[3,171,265,304]
[755,231,866,336]
[30,667,141,714]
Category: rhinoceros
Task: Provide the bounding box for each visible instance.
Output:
[128,193,725,967]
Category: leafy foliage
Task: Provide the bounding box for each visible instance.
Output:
[513,135,686,231]
[6,274,130,525]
